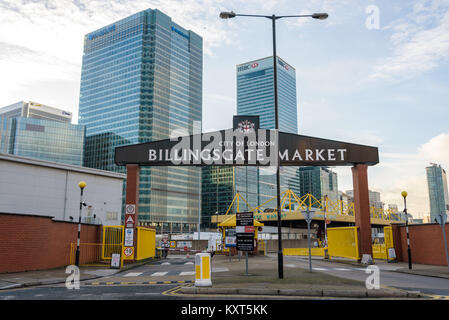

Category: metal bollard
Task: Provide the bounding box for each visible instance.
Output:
[195,253,212,287]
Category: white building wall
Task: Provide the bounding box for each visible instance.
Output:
[0,156,124,225]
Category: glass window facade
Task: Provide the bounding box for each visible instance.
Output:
[79,9,202,227]
[426,164,449,222]
[201,56,302,227]
[5,117,85,165]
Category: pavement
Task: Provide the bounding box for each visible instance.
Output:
[173,254,420,298]
[321,257,449,279]
[0,259,153,290]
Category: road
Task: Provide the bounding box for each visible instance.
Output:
[283,255,449,298]
[1,254,448,300]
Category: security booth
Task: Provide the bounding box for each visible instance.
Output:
[217,214,264,255]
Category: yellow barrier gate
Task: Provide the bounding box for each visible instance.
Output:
[102,225,124,260]
[283,248,325,256]
[327,226,359,260]
[373,226,394,260]
[136,227,156,260]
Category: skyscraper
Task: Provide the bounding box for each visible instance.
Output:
[426,163,449,223]
[299,167,339,203]
[79,9,202,232]
[0,101,84,165]
[201,56,301,225]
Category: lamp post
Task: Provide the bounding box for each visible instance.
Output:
[437,212,449,271]
[220,9,328,280]
[75,181,86,266]
[401,191,412,270]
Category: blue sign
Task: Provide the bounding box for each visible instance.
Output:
[171,26,189,39]
[88,25,116,40]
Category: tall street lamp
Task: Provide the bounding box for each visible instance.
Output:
[220,10,328,279]
[75,181,87,266]
[401,191,412,270]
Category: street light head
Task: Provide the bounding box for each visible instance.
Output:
[78,181,87,189]
[312,13,328,20]
[401,191,408,198]
[219,11,236,19]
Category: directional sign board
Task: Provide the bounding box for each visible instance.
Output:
[236,212,254,252]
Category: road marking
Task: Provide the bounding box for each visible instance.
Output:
[332,268,351,271]
[212,267,229,273]
[34,294,44,297]
[179,271,195,276]
[1,296,16,300]
[123,272,143,277]
[312,267,327,271]
[151,272,168,276]
[184,262,194,265]
[161,262,171,265]
[285,264,296,268]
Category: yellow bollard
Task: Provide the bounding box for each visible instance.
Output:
[195,253,212,287]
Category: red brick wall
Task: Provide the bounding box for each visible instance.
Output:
[392,223,449,266]
[0,213,101,273]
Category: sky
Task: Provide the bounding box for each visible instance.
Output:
[1,0,449,219]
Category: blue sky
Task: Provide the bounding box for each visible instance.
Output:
[1,0,449,217]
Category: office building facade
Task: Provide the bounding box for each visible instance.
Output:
[426,163,449,223]
[79,9,202,232]
[202,56,301,226]
[0,101,84,165]
[299,167,339,204]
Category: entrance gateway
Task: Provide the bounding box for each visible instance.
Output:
[114,115,379,262]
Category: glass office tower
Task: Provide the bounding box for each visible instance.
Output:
[79,9,202,232]
[0,101,84,165]
[202,56,301,227]
[236,56,300,211]
[426,163,449,222]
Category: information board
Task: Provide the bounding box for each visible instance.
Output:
[236,212,254,251]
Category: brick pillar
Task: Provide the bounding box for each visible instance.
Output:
[125,164,140,261]
[351,164,373,260]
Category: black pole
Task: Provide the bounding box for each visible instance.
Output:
[404,197,412,269]
[271,15,283,279]
[75,188,83,266]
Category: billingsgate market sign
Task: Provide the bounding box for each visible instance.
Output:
[115,116,379,167]
[115,115,379,263]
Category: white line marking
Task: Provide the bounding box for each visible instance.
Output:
[1,296,16,300]
[123,272,143,277]
[179,271,195,276]
[184,262,194,265]
[332,268,351,271]
[285,264,296,268]
[161,262,171,265]
[212,267,229,273]
[151,272,168,276]
[312,267,327,271]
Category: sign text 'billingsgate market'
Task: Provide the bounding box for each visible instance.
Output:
[115,128,379,167]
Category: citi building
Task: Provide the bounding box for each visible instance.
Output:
[79,9,202,232]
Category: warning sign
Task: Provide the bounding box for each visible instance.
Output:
[124,247,134,257]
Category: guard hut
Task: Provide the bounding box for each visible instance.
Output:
[218,214,264,255]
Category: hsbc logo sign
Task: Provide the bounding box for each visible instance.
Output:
[278,59,290,70]
[237,62,259,72]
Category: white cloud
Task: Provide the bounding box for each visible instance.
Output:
[371,2,449,81]
[337,132,449,219]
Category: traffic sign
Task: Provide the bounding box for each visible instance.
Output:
[124,247,134,257]
[124,228,134,247]
[126,216,134,224]
[325,219,331,224]
[125,204,136,214]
